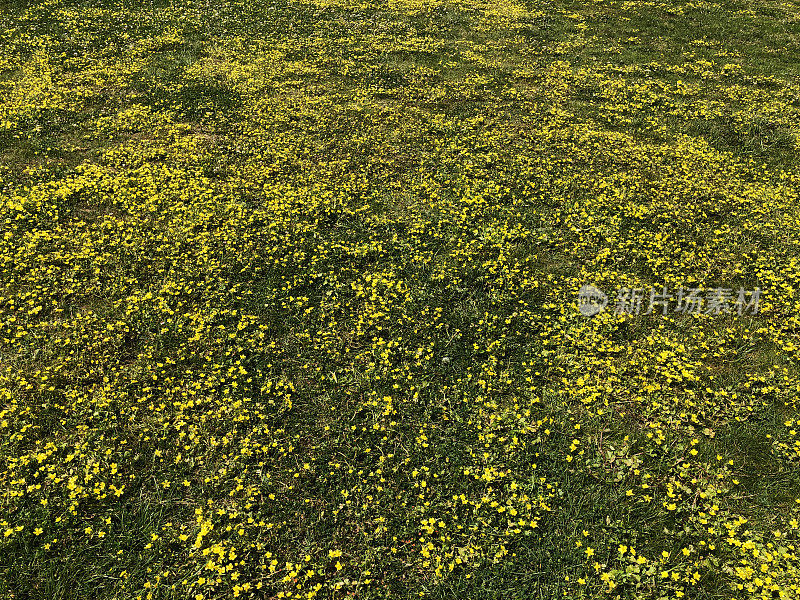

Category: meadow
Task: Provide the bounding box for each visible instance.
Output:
[2,0,800,598]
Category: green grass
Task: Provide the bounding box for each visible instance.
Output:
[1,0,800,598]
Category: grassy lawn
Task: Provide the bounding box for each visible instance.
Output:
[1,0,800,598]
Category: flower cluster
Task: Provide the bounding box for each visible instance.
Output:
[2,0,800,598]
